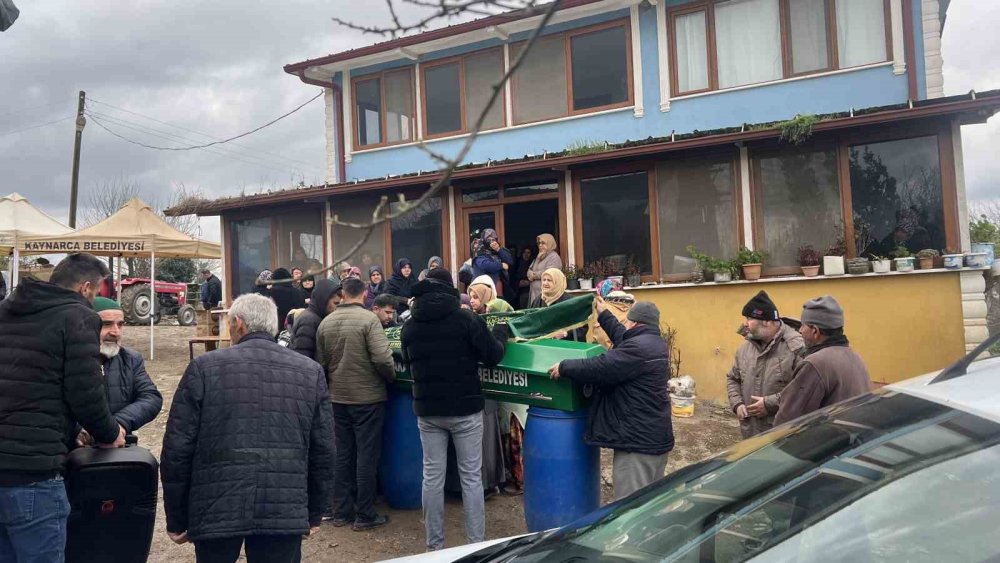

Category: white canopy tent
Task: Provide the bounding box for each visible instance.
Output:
[19,198,221,359]
[0,193,72,288]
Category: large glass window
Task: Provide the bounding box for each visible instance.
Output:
[423,49,504,137]
[424,62,463,136]
[570,25,630,111]
[391,197,443,271]
[512,35,568,124]
[580,172,652,274]
[353,68,414,148]
[231,218,272,298]
[715,0,782,89]
[355,78,382,147]
[384,70,414,143]
[464,49,505,131]
[789,0,830,74]
[673,10,710,93]
[656,153,738,273]
[850,136,944,257]
[332,196,387,272]
[754,146,843,267]
[837,0,888,68]
[276,209,324,273]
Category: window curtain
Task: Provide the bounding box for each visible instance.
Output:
[384,71,413,143]
[836,0,887,67]
[789,0,829,73]
[674,11,709,93]
[715,0,782,89]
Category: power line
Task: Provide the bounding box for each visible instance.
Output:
[88,90,323,151]
[87,98,320,168]
[0,115,75,137]
[85,109,324,177]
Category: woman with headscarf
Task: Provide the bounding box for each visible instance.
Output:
[253,269,273,298]
[418,256,443,282]
[468,275,513,314]
[471,229,513,292]
[268,268,306,331]
[526,234,562,307]
[529,268,586,342]
[347,266,363,280]
[300,275,315,302]
[364,265,385,309]
[385,258,417,314]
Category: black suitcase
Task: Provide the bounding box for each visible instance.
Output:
[65,435,158,563]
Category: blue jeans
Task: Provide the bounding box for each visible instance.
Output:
[0,477,71,563]
[418,413,484,551]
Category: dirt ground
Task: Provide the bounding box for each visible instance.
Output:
[127,324,742,562]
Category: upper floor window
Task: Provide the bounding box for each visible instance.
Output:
[669,0,889,97]
[353,67,415,148]
[422,48,505,138]
[512,20,632,125]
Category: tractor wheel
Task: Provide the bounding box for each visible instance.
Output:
[120,284,156,325]
[177,305,196,326]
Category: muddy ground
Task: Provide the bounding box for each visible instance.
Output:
[127,325,742,562]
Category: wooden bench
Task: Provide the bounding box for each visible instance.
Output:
[188,337,228,361]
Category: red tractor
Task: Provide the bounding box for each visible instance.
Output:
[100,277,197,326]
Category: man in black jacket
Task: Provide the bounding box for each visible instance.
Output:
[289,277,341,361]
[161,293,335,563]
[75,297,162,446]
[549,297,673,501]
[200,269,222,310]
[0,253,125,563]
[400,268,506,551]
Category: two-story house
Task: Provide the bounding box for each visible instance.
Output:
[174,0,1000,400]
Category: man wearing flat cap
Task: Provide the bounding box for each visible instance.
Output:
[727,290,804,438]
[77,297,163,446]
[775,296,872,425]
[549,297,674,500]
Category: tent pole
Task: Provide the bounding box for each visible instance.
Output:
[11,248,19,289]
[150,251,155,360]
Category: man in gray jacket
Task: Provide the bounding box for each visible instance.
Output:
[727,291,804,438]
[775,296,872,425]
[316,277,395,531]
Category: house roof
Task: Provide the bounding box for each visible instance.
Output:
[166,89,1000,217]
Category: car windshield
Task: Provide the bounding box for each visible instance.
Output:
[509,390,1000,562]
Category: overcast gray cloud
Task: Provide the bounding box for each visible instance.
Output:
[1,0,996,245]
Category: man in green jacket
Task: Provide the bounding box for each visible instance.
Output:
[316,277,395,531]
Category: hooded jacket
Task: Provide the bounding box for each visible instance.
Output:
[385,259,418,314]
[400,279,506,417]
[0,278,120,485]
[559,311,674,455]
[290,278,340,361]
[269,268,306,328]
[726,323,805,438]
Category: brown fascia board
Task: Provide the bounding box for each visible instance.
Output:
[283,0,603,74]
[168,92,1000,217]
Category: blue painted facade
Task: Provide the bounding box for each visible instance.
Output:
[336,1,928,182]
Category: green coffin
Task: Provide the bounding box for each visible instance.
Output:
[386,297,604,411]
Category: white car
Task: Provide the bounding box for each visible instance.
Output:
[385,339,1000,562]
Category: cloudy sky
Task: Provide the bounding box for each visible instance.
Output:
[1,1,997,244]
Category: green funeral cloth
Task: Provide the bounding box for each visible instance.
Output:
[507,294,595,341]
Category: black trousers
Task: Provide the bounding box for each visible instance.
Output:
[194,535,301,563]
[332,402,385,522]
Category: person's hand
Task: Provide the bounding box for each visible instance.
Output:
[98,425,126,449]
[502,263,509,271]
[76,429,93,447]
[548,363,561,380]
[527,270,535,281]
[168,531,189,545]
[553,331,568,340]
[746,396,767,418]
[490,240,501,252]
[735,404,749,420]
[595,296,608,315]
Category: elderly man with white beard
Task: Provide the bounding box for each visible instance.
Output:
[76,297,163,445]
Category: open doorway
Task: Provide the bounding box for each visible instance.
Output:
[504,199,559,255]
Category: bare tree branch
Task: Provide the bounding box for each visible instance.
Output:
[333,0,541,37]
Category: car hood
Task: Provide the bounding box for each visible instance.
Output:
[379,534,534,563]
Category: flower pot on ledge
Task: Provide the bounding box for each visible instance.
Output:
[872,259,891,274]
[800,265,821,277]
[894,257,915,272]
[712,271,733,283]
[918,257,934,270]
[566,278,581,290]
[846,257,870,275]
[823,256,845,276]
[741,263,762,281]
[578,278,594,290]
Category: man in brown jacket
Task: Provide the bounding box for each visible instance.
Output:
[727,290,804,438]
[316,277,396,531]
[775,296,872,425]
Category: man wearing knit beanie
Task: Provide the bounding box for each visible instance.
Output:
[775,296,872,425]
[549,297,673,500]
[727,290,805,438]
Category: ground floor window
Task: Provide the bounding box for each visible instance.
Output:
[579,171,653,275]
[390,197,443,273]
[276,209,324,273]
[231,217,272,297]
[332,195,387,273]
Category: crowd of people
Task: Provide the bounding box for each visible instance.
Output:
[0,246,875,562]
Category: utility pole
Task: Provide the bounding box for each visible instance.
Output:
[69,90,86,228]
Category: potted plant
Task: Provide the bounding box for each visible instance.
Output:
[916,248,940,270]
[870,254,892,274]
[846,256,870,275]
[823,237,846,276]
[564,264,580,290]
[623,260,641,288]
[847,219,875,274]
[970,215,998,266]
[736,246,764,281]
[798,245,822,277]
[578,263,594,290]
[686,246,713,281]
[709,259,738,283]
[942,248,963,270]
[892,244,914,272]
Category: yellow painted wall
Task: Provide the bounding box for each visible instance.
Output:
[628,272,966,403]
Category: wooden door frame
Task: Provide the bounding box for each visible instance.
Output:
[461,205,505,264]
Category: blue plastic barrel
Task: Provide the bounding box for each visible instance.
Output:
[523,407,600,532]
[379,385,424,510]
